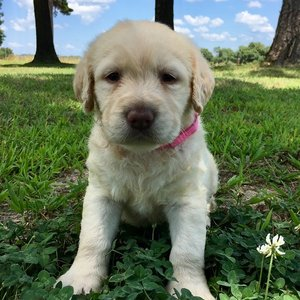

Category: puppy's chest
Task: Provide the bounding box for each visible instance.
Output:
[102,151,189,205]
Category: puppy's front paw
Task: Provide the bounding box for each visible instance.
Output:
[57,267,104,295]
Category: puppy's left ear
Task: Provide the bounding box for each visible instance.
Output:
[73,57,96,113]
[191,49,215,113]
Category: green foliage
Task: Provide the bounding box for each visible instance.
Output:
[237,42,269,64]
[0,47,13,58]
[0,0,5,46]
[214,47,237,64]
[201,48,214,62]
[0,62,299,299]
[207,42,270,65]
[53,0,73,16]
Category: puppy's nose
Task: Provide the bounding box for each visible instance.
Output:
[126,106,155,130]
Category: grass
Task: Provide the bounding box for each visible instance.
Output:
[0,59,299,300]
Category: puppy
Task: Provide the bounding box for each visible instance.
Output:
[58,21,218,300]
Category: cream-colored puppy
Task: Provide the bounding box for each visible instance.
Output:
[58,21,218,300]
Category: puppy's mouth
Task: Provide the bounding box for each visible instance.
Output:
[101,104,180,151]
[121,129,160,145]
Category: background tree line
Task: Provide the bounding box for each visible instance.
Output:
[201,42,269,65]
[0,0,299,65]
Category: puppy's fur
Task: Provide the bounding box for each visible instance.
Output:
[58,21,218,300]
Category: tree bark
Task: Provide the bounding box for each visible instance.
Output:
[31,0,60,64]
[155,0,174,30]
[266,0,300,65]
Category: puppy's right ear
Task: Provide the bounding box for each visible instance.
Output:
[73,58,95,113]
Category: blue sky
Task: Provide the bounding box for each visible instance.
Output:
[1,0,282,56]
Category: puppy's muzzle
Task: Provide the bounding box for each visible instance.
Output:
[126,105,156,131]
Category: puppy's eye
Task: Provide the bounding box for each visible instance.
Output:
[160,73,177,84]
[105,72,121,83]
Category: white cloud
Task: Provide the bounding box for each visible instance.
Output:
[210,18,224,27]
[174,26,194,38]
[201,32,237,42]
[68,0,115,23]
[65,43,76,50]
[235,11,274,33]
[54,24,64,29]
[13,0,33,8]
[12,0,116,25]
[248,1,262,8]
[0,24,7,31]
[174,19,184,26]
[10,9,35,31]
[238,34,254,42]
[184,15,224,28]
[8,42,23,48]
[184,15,210,26]
[215,0,227,2]
[194,26,209,33]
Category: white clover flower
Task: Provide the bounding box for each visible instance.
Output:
[256,233,285,258]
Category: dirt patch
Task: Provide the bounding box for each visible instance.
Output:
[0,202,23,223]
[51,168,87,196]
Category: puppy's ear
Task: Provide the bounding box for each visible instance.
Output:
[73,58,95,113]
[191,50,215,113]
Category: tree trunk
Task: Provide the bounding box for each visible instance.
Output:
[31,0,60,64]
[155,0,174,30]
[266,0,300,65]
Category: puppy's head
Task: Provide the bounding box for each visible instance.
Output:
[74,21,214,152]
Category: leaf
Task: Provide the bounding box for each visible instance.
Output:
[215,250,236,263]
[127,281,143,291]
[283,296,297,300]
[217,280,231,287]
[43,246,57,255]
[38,270,50,282]
[109,272,128,283]
[274,277,285,289]
[58,286,74,299]
[126,292,141,300]
[142,280,162,291]
[228,270,238,284]
[231,284,242,298]
[284,250,296,260]
[219,294,230,300]
[289,209,300,225]
[226,175,243,188]
[260,209,273,231]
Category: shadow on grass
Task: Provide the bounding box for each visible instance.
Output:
[204,77,300,156]
[1,62,76,68]
[0,73,84,127]
[248,66,300,78]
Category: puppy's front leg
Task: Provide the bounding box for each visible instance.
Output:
[166,198,215,300]
[58,184,121,294]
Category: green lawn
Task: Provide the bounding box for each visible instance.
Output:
[0,60,299,300]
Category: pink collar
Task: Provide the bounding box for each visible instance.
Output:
[159,114,199,150]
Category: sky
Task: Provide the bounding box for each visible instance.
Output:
[1,0,282,56]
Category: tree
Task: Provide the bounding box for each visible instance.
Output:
[201,48,214,62]
[266,0,300,65]
[0,47,13,59]
[155,0,174,30]
[31,0,72,65]
[213,47,236,64]
[237,43,269,63]
[0,0,5,46]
